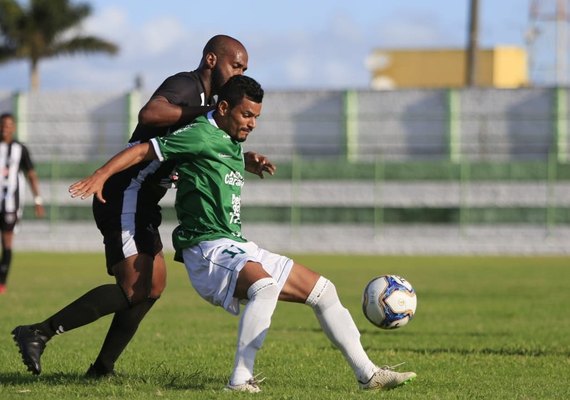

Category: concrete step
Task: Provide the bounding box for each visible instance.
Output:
[13,221,570,255]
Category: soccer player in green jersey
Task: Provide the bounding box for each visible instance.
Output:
[69,75,416,392]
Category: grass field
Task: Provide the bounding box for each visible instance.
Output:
[1,253,569,399]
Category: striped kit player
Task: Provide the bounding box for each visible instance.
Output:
[0,112,45,293]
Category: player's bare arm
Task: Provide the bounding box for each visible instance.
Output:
[141,96,275,178]
[69,143,157,203]
[139,96,214,127]
[26,170,46,218]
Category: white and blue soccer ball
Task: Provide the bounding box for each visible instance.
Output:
[362,275,417,329]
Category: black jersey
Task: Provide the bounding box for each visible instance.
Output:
[129,71,212,143]
[0,141,34,214]
[93,70,213,233]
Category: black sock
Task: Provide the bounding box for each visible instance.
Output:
[35,284,130,338]
[92,297,158,372]
[0,249,12,284]
[0,263,8,284]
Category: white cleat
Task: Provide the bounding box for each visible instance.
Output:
[225,375,264,393]
[359,365,417,390]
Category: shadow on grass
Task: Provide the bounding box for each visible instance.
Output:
[0,367,221,390]
[0,372,94,386]
[403,346,570,357]
[362,344,570,358]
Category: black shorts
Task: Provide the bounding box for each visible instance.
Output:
[97,223,163,276]
[93,165,167,275]
[0,211,19,231]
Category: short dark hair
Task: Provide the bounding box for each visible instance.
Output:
[0,112,14,120]
[218,75,263,108]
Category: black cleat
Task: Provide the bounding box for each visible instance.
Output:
[85,363,115,379]
[11,325,49,375]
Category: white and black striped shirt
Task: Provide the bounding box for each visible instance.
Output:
[0,141,34,214]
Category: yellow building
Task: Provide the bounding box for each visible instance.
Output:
[367,46,528,89]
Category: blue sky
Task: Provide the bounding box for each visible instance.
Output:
[0,0,536,92]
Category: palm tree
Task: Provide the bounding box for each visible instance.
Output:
[0,0,119,91]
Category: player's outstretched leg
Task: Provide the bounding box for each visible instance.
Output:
[305,276,416,390]
[11,325,49,375]
[12,283,130,375]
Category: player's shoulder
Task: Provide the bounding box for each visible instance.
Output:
[9,140,26,149]
[166,71,199,83]
[154,71,203,105]
[170,116,211,138]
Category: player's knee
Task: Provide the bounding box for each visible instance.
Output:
[119,283,150,305]
[246,278,279,350]
[115,256,159,304]
[121,278,165,304]
[305,277,339,313]
[149,280,166,299]
[247,277,280,301]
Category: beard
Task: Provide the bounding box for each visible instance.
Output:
[211,68,226,95]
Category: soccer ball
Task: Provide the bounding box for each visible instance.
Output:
[362,275,417,329]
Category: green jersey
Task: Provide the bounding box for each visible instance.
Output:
[150,113,246,260]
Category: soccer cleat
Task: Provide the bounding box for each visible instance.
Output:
[359,365,416,390]
[85,363,116,379]
[0,284,6,294]
[11,325,49,375]
[225,375,265,393]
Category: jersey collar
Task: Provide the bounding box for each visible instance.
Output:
[207,110,219,128]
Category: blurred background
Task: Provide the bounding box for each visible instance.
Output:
[1,0,570,254]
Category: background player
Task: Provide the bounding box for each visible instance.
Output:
[0,112,45,294]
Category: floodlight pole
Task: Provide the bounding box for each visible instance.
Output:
[466,0,479,87]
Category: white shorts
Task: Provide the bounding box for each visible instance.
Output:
[181,238,294,315]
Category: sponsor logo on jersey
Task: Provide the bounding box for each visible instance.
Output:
[229,193,241,224]
[224,171,244,187]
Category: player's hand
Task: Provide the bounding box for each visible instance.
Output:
[68,173,108,203]
[244,151,276,179]
[34,204,45,219]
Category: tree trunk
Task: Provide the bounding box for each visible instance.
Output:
[30,58,40,92]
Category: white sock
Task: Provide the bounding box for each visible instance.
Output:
[306,276,376,383]
[229,277,279,385]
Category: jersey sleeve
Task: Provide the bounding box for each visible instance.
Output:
[19,144,35,173]
[153,74,201,106]
[151,125,205,162]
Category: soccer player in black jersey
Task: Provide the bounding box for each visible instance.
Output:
[11,35,275,377]
[0,113,45,294]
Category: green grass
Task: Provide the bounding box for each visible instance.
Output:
[1,253,569,399]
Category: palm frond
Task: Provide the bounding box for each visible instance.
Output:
[0,45,19,62]
[49,36,119,57]
[0,0,119,90]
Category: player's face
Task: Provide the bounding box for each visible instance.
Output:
[0,117,15,141]
[211,46,248,94]
[219,97,261,142]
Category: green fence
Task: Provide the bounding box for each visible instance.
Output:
[27,157,570,234]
